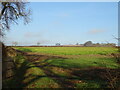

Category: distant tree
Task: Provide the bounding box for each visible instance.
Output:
[112,35,120,46]
[12,41,18,46]
[56,43,60,46]
[96,43,100,45]
[37,42,40,46]
[94,43,100,47]
[0,1,31,36]
[84,41,93,47]
[76,43,79,45]
[112,35,120,41]
[109,43,116,46]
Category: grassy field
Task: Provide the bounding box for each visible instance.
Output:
[15,47,118,55]
[5,47,120,88]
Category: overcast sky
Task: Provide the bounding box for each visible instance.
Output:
[4,2,118,46]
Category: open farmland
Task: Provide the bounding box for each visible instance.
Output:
[15,47,118,55]
[14,47,120,69]
[3,46,118,88]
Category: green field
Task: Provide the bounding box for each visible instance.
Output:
[5,47,119,88]
[15,47,118,55]
[14,47,119,69]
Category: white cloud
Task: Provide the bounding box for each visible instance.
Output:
[37,40,50,44]
[87,29,105,35]
[24,32,42,38]
[54,12,69,17]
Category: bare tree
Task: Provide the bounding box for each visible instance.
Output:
[0,1,31,36]
[12,41,18,46]
[112,35,120,41]
[112,35,120,52]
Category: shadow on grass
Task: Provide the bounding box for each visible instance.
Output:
[35,59,120,88]
[5,52,120,88]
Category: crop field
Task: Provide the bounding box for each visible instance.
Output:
[4,47,120,88]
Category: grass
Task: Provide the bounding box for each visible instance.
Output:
[14,46,120,69]
[14,47,118,55]
[4,46,120,88]
[47,57,119,69]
